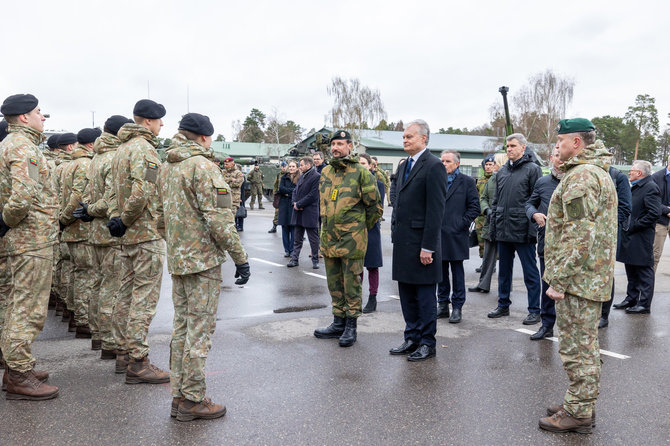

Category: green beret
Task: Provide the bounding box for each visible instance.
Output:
[330,130,351,142]
[556,118,595,134]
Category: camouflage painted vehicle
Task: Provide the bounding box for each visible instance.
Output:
[236,157,281,199]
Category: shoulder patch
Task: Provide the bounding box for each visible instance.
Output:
[566,197,585,220]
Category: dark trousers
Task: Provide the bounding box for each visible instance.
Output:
[360,267,379,295]
[601,279,615,319]
[475,239,497,291]
[437,260,465,308]
[624,263,655,308]
[398,282,437,348]
[291,225,319,263]
[281,225,294,255]
[497,241,541,313]
[538,257,556,329]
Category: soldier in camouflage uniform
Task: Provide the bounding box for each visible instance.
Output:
[0,94,59,400]
[268,161,287,233]
[108,99,169,384]
[159,113,250,421]
[474,155,495,261]
[0,121,7,370]
[44,135,62,310]
[222,157,244,213]
[371,157,390,206]
[55,135,76,326]
[246,163,264,209]
[313,130,382,347]
[539,118,617,434]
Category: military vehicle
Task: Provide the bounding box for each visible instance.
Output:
[235,156,282,200]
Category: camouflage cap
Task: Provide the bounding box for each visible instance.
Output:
[556,118,595,134]
[133,99,166,119]
[57,132,77,146]
[178,112,214,136]
[46,134,61,149]
[77,128,102,144]
[0,93,38,115]
[0,120,8,142]
[331,130,351,142]
[104,115,133,136]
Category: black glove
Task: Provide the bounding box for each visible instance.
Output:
[73,202,94,222]
[0,214,9,238]
[234,262,250,285]
[107,217,127,237]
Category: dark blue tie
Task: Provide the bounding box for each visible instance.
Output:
[403,157,414,183]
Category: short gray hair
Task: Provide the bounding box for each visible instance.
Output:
[506,133,527,146]
[578,131,596,145]
[632,160,652,177]
[407,119,430,145]
[440,150,460,163]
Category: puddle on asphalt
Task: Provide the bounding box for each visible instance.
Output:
[273,304,327,313]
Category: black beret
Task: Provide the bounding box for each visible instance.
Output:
[0,120,8,142]
[47,134,61,149]
[57,133,77,146]
[330,130,351,142]
[178,113,214,137]
[0,94,39,116]
[104,115,133,136]
[77,128,102,144]
[133,99,166,119]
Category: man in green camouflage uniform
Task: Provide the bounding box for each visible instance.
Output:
[246,163,264,209]
[108,99,169,383]
[314,130,382,347]
[539,118,617,434]
[159,113,249,421]
[222,157,244,213]
[0,121,8,370]
[474,155,495,260]
[268,161,287,233]
[371,157,390,205]
[44,135,61,309]
[55,136,75,324]
[0,94,59,400]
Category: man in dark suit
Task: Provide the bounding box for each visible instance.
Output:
[436,150,480,323]
[650,155,670,272]
[288,156,321,269]
[390,120,447,361]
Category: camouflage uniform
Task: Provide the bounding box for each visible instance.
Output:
[55,152,73,309]
[0,124,58,373]
[222,164,244,211]
[319,155,382,318]
[272,171,281,225]
[374,167,390,203]
[43,149,61,300]
[544,141,617,419]
[247,167,264,209]
[159,133,247,403]
[109,123,165,361]
[86,132,123,351]
[60,146,94,329]
[474,172,492,258]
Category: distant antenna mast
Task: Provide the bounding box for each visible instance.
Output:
[91,111,95,127]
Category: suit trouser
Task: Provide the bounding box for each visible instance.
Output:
[325,257,363,318]
[291,225,319,263]
[652,223,670,271]
[398,282,437,348]
[437,260,465,308]
[497,241,541,313]
[475,239,497,291]
[538,257,556,329]
[624,263,655,308]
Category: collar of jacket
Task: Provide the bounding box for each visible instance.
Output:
[117,123,160,148]
[71,147,93,159]
[632,175,651,188]
[329,154,358,170]
[7,123,45,145]
[94,132,121,154]
[166,133,212,163]
[507,153,532,169]
[560,140,612,174]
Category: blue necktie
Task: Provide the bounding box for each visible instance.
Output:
[403,157,414,183]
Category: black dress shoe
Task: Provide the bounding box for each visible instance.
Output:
[522,313,541,325]
[389,340,419,355]
[287,260,299,267]
[449,308,462,324]
[625,305,650,314]
[407,345,436,362]
[598,317,609,329]
[487,306,509,318]
[468,286,489,293]
[530,325,553,340]
[613,299,636,309]
[436,302,450,319]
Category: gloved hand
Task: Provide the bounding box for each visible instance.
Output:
[234,262,250,285]
[107,217,127,237]
[0,214,10,238]
[73,202,94,222]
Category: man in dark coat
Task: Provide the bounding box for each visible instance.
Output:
[288,156,320,269]
[487,133,542,325]
[390,120,447,361]
[650,155,670,271]
[436,150,480,324]
[614,160,660,314]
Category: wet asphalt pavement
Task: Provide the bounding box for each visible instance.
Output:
[1,205,670,445]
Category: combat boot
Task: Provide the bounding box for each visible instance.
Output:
[125,355,170,384]
[68,316,76,332]
[171,397,183,418]
[75,325,92,339]
[539,406,592,434]
[176,397,227,422]
[0,349,4,368]
[5,368,59,400]
[362,294,377,313]
[101,349,116,360]
[115,352,130,374]
[338,318,357,347]
[48,292,57,309]
[91,339,102,350]
[61,308,70,322]
[547,403,596,427]
[2,366,47,391]
[314,316,346,339]
[268,224,277,233]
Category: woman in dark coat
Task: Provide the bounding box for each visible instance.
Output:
[278,161,299,256]
[358,154,384,313]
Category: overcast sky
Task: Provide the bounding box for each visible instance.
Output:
[2,0,668,140]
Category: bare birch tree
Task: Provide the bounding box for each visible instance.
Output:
[327,77,387,145]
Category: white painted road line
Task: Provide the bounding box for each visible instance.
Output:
[250,257,284,267]
[389,294,400,300]
[514,328,630,359]
[303,272,327,279]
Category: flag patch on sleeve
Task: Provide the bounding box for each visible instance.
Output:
[29,158,38,166]
[217,188,228,195]
[147,161,157,169]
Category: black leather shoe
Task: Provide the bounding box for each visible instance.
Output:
[449,308,462,324]
[598,317,609,329]
[487,306,509,318]
[530,325,553,340]
[522,313,541,325]
[436,302,449,319]
[468,286,489,293]
[625,305,650,314]
[389,340,419,355]
[407,345,436,362]
[287,260,299,267]
[613,299,636,309]
[475,267,482,273]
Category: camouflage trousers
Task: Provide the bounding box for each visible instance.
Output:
[0,246,53,372]
[170,265,222,403]
[117,239,164,360]
[556,293,602,419]
[249,183,264,208]
[0,256,11,352]
[68,241,95,327]
[273,208,279,225]
[474,215,485,258]
[51,241,61,297]
[324,256,364,318]
[91,245,122,349]
[59,242,74,310]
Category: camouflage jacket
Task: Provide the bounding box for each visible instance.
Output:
[60,147,93,242]
[247,169,263,184]
[319,155,382,259]
[374,167,390,194]
[86,132,120,246]
[544,141,617,301]
[159,134,247,275]
[109,123,163,245]
[476,171,492,196]
[222,165,244,208]
[43,149,60,170]
[0,124,58,256]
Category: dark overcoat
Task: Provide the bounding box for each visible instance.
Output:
[617,175,660,266]
[391,150,447,284]
[650,167,670,225]
[364,179,385,268]
[277,174,296,226]
[440,173,480,261]
[290,167,320,228]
